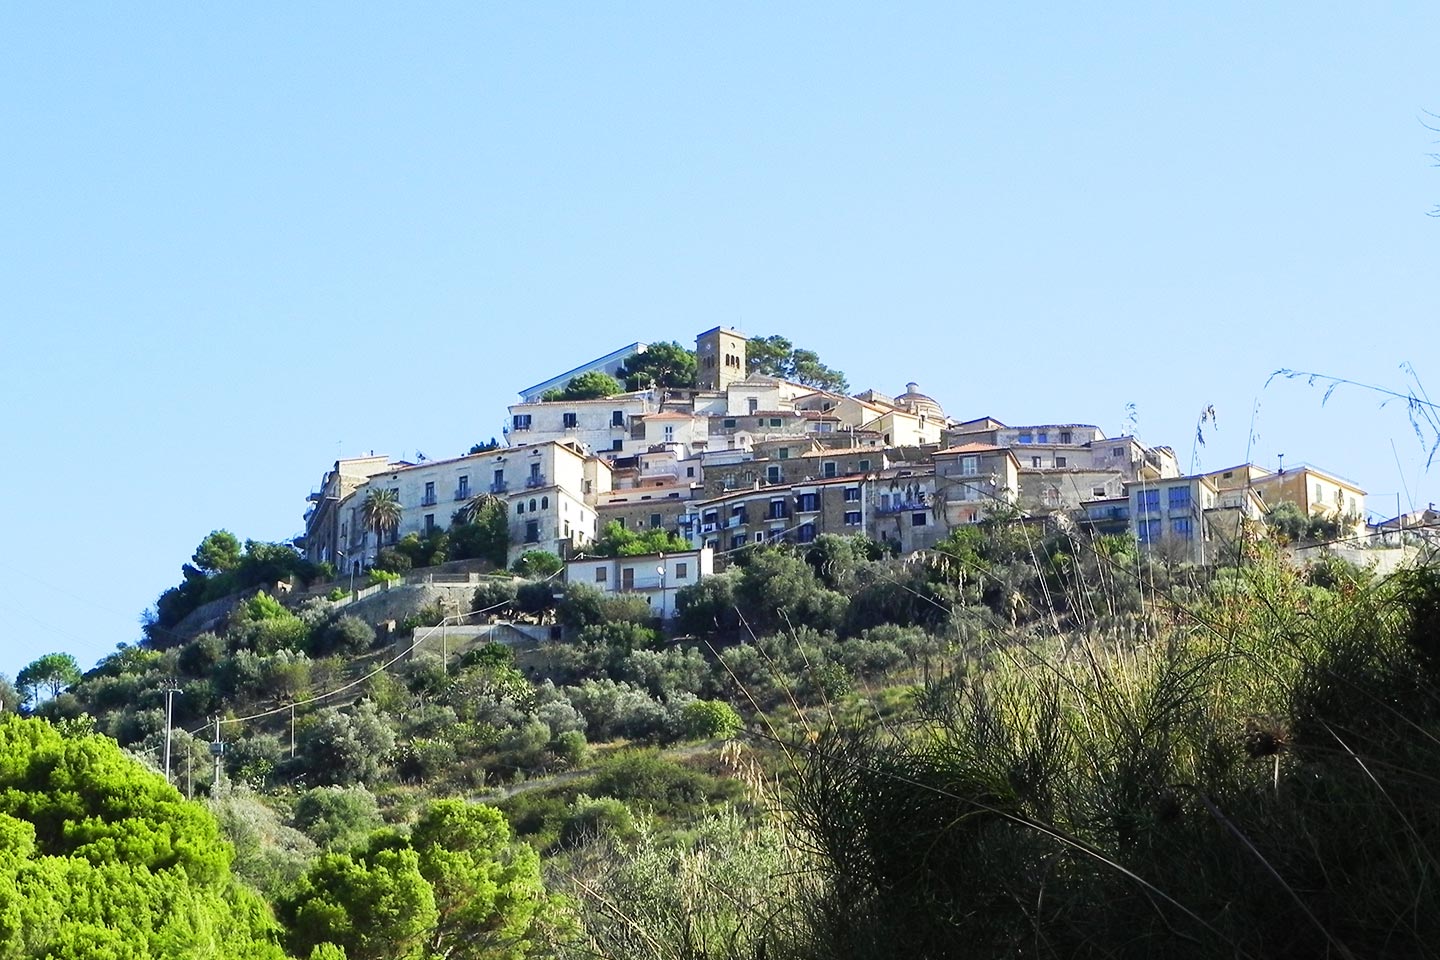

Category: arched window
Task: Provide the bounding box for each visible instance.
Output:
[529,499,538,512]
[541,496,549,509]
[516,503,524,515]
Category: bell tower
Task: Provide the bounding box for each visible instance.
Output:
[695,327,748,392]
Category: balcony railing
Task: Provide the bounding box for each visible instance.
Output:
[421,494,438,506]
[875,500,927,515]
[490,481,509,493]
[454,488,470,501]
[525,474,547,488]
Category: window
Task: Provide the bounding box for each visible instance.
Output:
[1037,432,1048,443]
[516,502,524,515]
[768,499,788,520]
[1172,517,1194,540]
[859,459,871,471]
[529,463,541,482]
[1222,471,1234,479]
[529,498,537,511]
[1056,456,1067,467]
[423,481,436,505]
[766,465,781,484]
[686,466,695,477]
[612,410,625,427]
[796,493,819,512]
[769,417,781,427]
[563,412,578,428]
[621,567,635,590]
[650,513,662,527]
[541,496,549,509]
[958,456,977,476]
[612,439,623,451]
[1031,456,1042,468]
[424,514,435,534]
[1138,489,1160,512]
[595,567,608,583]
[1168,487,1191,510]
[512,414,531,431]
[675,562,688,579]
[1314,483,1323,503]
[723,418,736,428]
[1018,433,1032,444]
[797,523,816,543]
[663,425,675,442]
[1113,448,1124,457]
[1060,431,1072,444]
[747,398,759,414]
[457,475,469,498]
[1139,518,1162,543]
[778,448,789,459]
[731,534,746,550]
[1092,486,1107,498]
[845,510,862,526]
[524,520,540,543]
[823,461,837,478]
[844,486,860,502]
[911,512,928,527]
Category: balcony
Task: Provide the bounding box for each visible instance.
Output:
[454,487,470,501]
[490,480,510,494]
[875,500,927,515]
[525,474,547,489]
[421,494,438,507]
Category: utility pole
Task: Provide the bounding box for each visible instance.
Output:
[290,703,297,759]
[210,716,224,792]
[161,677,182,786]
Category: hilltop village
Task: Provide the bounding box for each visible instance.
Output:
[300,327,1374,603]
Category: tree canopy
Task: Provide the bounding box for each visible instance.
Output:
[0,715,285,959]
[616,342,698,392]
[540,371,624,402]
[591,520,691,557]
[746,335,849,391]
[15,653,81,707]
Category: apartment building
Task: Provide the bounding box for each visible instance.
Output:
[332,441,613,571]
[1249,464,1366,531]
[932,444,1021,526]
[505,393,661,457]
[302,455,403,566]
[1127,475,1220,564]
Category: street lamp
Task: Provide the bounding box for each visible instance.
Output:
[656,554,668,624]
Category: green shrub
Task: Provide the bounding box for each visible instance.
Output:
[680,699,742,740]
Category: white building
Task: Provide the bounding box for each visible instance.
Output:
[564,547,715,621]
[336,440,613,571]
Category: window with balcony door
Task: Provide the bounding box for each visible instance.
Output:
[563,412,578,428]
[961,456,978,476]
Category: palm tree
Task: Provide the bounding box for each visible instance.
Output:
[359,487,402,563]
[462,492,503,524]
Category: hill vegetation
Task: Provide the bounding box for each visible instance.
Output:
[6,510,1440,958]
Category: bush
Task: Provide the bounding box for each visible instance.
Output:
[292,785,383,851]
[472,578,519,613]
[372,547,413,574]
[559,795,638,848]
[511,550,563,578]
[516,580,559,617]
[680,699,742,740]
[311,615,376,656]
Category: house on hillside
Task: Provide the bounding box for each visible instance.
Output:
[565,547,714,621]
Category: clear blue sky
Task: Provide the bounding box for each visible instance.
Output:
[2,3,1437,679]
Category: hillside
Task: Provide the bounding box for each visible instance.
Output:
[8,509,1440,957]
